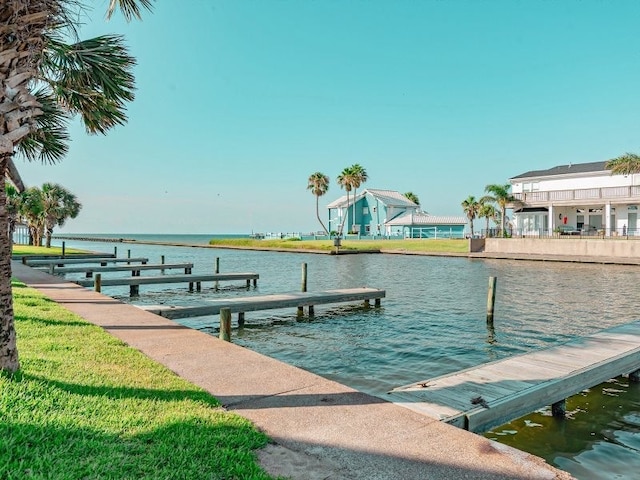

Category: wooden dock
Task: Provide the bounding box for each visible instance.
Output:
[53,262,194,277]
[27,257,149,267]
[75,272,259,296]
[141,287,385,323]
[389,320,640,433]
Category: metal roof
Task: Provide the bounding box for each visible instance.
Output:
[385,212,467,226]
[327,188,418,209]
[511,161,608,180]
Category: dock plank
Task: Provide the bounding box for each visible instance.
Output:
[141,288,385,319]
[390,321,640,433]
[28,257,149,266]
[54,263,194,275]
[75,272,258,288]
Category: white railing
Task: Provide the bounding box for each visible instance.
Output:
[514,186,640,204]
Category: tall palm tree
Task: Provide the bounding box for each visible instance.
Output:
[605,153,640,176]
[20,187,46,247]
[478,201,497,237]
[336,166,355,236]
[461,196,480,238]
[307,172,330,236]
[483,183,522,237]
[404,192,420,206]
[42,183,82,248]
[349,164,368,234]
[1,0,152,373]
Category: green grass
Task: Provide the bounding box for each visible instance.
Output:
[209,238,470,254]
[1,282,276,480]
[12,245,86,256]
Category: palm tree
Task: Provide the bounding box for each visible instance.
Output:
[349,164,368,234]
[483,183,522,237]
[605,153,640,176]
[307,172,330,236]
[404,192,420,206]
[336,166,355,236]
[5,183,22,247]
[478,201,497,237]
[461,196,480,238]
[42,183,82,248]
[20,187,46,247]
[1,0,152,373]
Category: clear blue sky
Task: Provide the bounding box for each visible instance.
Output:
[15,0,640,234]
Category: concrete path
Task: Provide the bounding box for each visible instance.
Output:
[12,261,573,480]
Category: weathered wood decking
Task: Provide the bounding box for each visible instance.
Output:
[54,262,194,277]
[27,257,149,266]
[75,272,259,295]
[140,287,385,320]
[389,320,640,433]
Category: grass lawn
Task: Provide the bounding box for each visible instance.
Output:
[208,238,470,254]
[12,245,86,256]
[1,281,276,479]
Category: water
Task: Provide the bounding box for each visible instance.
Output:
[48,234,640,479]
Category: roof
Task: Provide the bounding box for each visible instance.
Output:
[327,188,418,209]
[385,212,467,226]
[511,161,608,181]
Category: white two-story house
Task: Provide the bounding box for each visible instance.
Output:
[510,161,640,236]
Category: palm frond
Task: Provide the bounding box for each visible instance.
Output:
[42,35,136,134]
[15,89,70,164]
[107,0,154,21]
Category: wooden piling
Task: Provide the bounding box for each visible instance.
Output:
[551,399,566,418]
[161,255,165,274]
[114,246,117,257]
[238,312,245,327]
[487,276,497,324]
[220,308,231,342]
[630,369,640,383]
[215,257,220,290]
[95,274,102,293]
[301,263,307,292]
[61,241,66,258]
[130,284,139,296]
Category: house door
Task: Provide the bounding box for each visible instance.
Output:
[629,212,637,235]
[577,215,585,230]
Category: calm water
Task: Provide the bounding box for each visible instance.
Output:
[49,234,640,479]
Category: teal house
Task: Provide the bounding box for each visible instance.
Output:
[327,189,466,238]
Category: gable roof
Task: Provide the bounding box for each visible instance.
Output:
[511,161,608,181]
[326,188,418,209]
[385,212,466,226]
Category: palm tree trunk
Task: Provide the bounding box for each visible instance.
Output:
[338,192,349,236]
[315,196,329,236]
[0,153,19,373]
[352,188,357,234]
[501,207,506,237]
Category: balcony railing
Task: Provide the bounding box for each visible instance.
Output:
[483,227,640,239]
[514,185,640,204]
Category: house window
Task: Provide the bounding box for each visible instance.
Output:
[523,183,531,192]
[532,182,540,191]
[363,207,369,215]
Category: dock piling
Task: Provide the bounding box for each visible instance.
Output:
[161,255,165,274]
[215,257,220,290]
[487,276,497,324]
[62,241,66,258]
[220,308,231,342]
[95,274,102,293]
[630,369,640,383]
[551,399,566,418]
[299,263,308,315]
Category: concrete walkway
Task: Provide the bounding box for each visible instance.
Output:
[12,261,572,480]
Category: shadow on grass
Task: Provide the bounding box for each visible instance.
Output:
[1,420,274,479]
[22,373,221,406]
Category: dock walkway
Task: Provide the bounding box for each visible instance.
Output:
[390,321,640,433]
[75,272,259,295]
[54,262,194,277]
[26,256,149,267]
[141,287,385,323]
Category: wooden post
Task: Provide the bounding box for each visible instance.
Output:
[188,282,194,292]
[375,298,381,307]
[215,257,220,290]
[552,399,566,418]
[308,305,315,316]
[161,255,165,274]
[630,369,640,383]
[487,276,497,324]
[130,285,139,296]
[61,241,66,258]
[94,274,101,293]
[114,246,117,257]
[238,312,245,327]
[220,308,231,342]
[49,264,54,275]
[196,281,202,292]
[301,263,307,292]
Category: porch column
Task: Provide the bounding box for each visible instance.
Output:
[605,203,612,237]
[548,204,554,236]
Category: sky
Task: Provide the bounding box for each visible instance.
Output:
[14,0,640,234]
